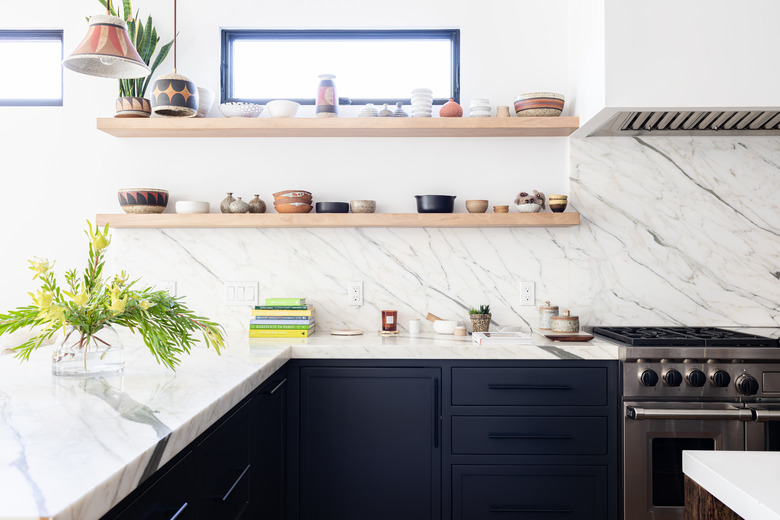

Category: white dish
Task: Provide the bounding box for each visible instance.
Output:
[175,201,210,214]
[266,99,300,118]
[433,320,458,334]
[219,102,263,118]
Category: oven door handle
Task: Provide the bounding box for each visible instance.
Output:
[626,406,754,421]
[752,409,780,422]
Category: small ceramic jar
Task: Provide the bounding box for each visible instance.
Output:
[539,301,559,330]
[551,310,579,333]
[229,197,249,213]
[220,192,235,213]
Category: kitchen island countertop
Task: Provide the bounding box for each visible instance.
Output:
[0,331,617,519]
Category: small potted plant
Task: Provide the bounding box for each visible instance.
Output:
[469,305,491,333]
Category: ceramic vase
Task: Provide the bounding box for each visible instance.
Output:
[393,102,408,117]
[229,197,249,213]
[470,313,491,333]
[378,103,393,117]
[316,74,338,118]
[220,193,235,213]
[115,96,151,118]
[440,98,463,117]
[248,195,266,213]
[52,325,124,376]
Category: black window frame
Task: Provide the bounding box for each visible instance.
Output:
[220,29,460,106]
[0,30,63,107]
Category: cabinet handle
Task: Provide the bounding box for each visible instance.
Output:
[261,378,287,395]
[488,384,572,390]
[488,433,572,440]
[434,377,440,449]
[169,502,188,520]
[489,506,572,513]
[222,464,251,502]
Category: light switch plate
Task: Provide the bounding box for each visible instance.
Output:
[225,281,258,306]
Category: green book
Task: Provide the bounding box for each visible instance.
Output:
[249,323,312,330]
[264,298,306,306]
[254,305,308,310]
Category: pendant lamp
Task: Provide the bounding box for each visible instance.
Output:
[151,0,198,117]
[63,0,150,79]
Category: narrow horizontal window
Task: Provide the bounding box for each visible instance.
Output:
[0,30,63,106]
[221,29,459,105]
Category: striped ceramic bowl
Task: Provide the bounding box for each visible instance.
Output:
[513,92,565,117]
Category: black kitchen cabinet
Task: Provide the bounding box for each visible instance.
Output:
[296,366,442,520]
[250,369,287,519]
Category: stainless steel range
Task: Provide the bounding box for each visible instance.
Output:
[592,326,780,520]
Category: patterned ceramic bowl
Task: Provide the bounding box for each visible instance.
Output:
[219,102,263,118]
[118,188,169,214]
[275,203,313,213]
[513,92,565,117]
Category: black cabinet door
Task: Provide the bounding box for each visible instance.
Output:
[251,369,287,520]
[299,367,441,520]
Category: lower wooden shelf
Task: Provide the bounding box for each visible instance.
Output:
[95,212,580,229]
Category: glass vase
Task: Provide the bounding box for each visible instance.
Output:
[52,325,125,376]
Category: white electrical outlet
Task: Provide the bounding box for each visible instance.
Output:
[520,281,535,306]
[347,281,363,306]
[224,281,258,306]
[159,281,177,296]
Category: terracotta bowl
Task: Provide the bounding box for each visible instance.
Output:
[273,190,312,199]
[493,205,510,213]
[275,195,313,205]
[465,200,489,213]
[275,203,313,213]
[118,188,168,214]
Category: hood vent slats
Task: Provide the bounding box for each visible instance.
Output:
[592,109,780,136]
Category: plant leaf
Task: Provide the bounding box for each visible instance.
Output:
[139,15,153,64]
[134,17,144,52]
[122,0,133,22]
[142,39,172,96]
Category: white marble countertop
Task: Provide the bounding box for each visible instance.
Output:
[0,331,617,520]
[683,451,780,520]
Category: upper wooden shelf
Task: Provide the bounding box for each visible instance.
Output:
[96,212,580,229]
[96,116,580,138]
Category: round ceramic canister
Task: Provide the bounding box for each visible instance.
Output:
[539,301,559,330]
[551,310,580,333]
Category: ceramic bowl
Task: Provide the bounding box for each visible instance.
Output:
[549,201,568,213]
[548,194,568,200]
[266,99,300,118]
[516,203,543,213]
[196,87,215,118]
[118,188,168,214]
[465,199,489,213]
[315,201,350,213]
[493,205,510,213]
[350,200,376,213]
[415,195,456,213]
[219,102,263,118]
[175,200,210,214]
[274,190,312,201]
[275,202,313,213]
[411,88,433,96]
[433,320,458,334]
[514,92,565,117]
[470,98,490,106]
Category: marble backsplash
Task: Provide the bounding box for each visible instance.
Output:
[107,136,780,333]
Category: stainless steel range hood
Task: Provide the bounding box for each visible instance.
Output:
[569,0,780,137]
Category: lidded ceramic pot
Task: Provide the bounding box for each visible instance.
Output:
[539,300,559,330]
[551,310,579,333]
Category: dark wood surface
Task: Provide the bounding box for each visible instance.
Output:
[685,475,744,520]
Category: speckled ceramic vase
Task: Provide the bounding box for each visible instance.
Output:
[229,197,249,213]
[220,193,235,213]
[152,72,199,117]
[470,313,491,332]
[440,98,463,117]
[248,195,267,213]
[378,103,393,117]
[115,97,151,118]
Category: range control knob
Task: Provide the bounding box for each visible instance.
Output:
[639,369,659,387]
[686,369,706,387]
[735,374,759,396]
[664,369,683,387]
[711,370,731,388]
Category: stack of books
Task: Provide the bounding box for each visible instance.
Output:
[249,298,316,338]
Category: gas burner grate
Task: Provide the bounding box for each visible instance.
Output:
[593,327,779,347]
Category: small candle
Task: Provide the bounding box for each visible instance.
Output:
[381,310,398,332]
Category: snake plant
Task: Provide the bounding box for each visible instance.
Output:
[96,0,173,98]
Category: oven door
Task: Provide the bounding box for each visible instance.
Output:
[746,404,780,451]
[623,401,752,520]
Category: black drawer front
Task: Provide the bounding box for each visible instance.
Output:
[452,367,607,406]
[452,416,607,455]
[453,465,607,520]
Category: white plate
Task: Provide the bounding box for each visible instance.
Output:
[331,329,364,336]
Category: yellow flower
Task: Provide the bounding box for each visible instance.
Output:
[29,259,54,279]
[139,300,152,311]
[30,290,53,309]
[107,286,127,314]
[86,221,111,252]
[114,271,129,286]
[63,286,90,308]
[41,305,65,324]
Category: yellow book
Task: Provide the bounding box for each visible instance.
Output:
[248,327,316,338]
[251,307,315,317]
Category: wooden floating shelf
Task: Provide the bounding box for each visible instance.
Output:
[96,212,580,229]
[96,116,579,138]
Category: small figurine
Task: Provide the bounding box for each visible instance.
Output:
[514,190,546,213]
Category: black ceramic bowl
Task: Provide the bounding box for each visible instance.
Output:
[415,195,456,213]
[315,201,350,213]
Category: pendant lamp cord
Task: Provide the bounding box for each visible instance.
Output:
[106,0,112,15]
[173,0,178,73]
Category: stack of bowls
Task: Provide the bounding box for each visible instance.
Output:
[548,194,568,213]
[410,88,433,118]
[358,104,378,117]
[469,99,492,117]
[273,190,313,213]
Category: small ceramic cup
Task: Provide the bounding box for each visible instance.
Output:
[496,106,511,118]
[408,319,421,334]
[350,200,376,213]
[493,205,510,213]
[465,199,489,213]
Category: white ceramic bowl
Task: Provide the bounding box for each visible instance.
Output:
[266,99,300,118]
[175,200,210,214]
[433,320,458,334]
[411,97,433,105]
[516,203,543,213]
[219,102,263,118]
[411,88,433,96]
